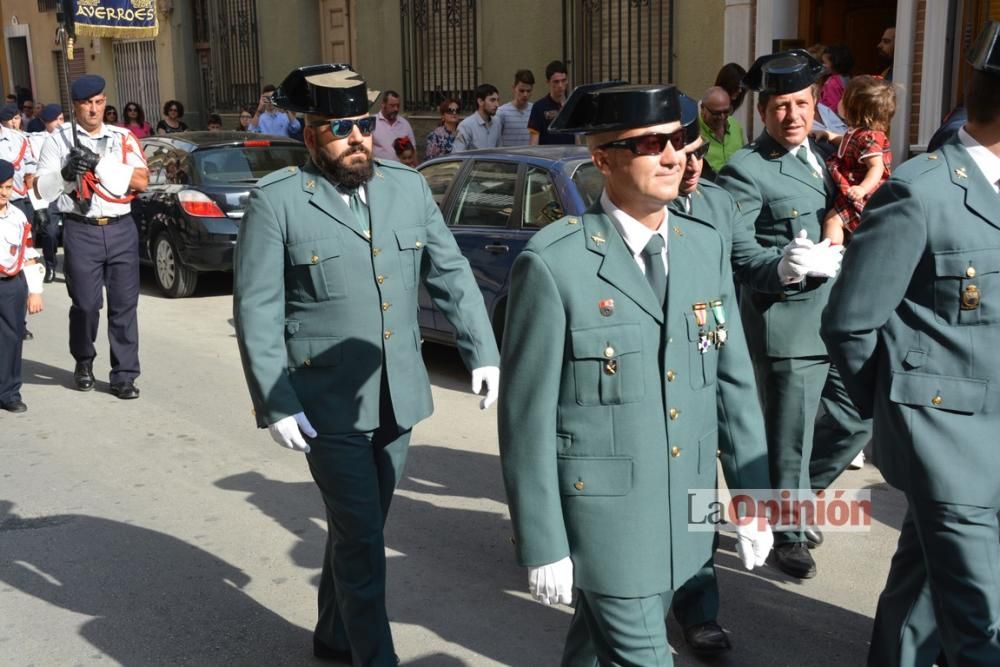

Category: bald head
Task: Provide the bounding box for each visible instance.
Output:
[700,86,733,134]
[702,86,730,108]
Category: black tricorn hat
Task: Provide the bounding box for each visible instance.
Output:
[273,64,370,116]
[679,92,700,145]
[549,81,682,134]
[743,49,824,95]
[968,20,1000,74]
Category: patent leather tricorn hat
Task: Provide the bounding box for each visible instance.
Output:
[273,64,370,117]
[743,50,824,95]
[549,81,682,134]
[968,21,1000,74]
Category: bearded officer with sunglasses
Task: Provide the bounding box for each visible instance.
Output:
[233,65,498,666]
[499,82,773,666]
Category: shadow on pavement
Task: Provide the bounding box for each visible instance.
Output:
[0,500,313,665]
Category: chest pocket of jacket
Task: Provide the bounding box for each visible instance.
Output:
[570,323,644,406]
[685,310,719,389]
[763,197,820,247]
[932,249,1000,325]
[395,226,427,290]
[287,237,346,301]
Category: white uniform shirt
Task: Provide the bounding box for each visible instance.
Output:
[0,126,37,201]
[959,127,1000,195]
[600,190,670,278]
[0,203,37,276]
[37,122,146,217]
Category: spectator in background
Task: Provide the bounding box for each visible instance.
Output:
[453,83,501,152]
[103,105,120,127]
[206,114,223,131]
[234,105,254,132]
[20,99,35,130]
[497,69,534,147]
[425,97,460,160]
[877,26,895,80]
[699,86,744,176]
[122,102,153,139]
[157,100,189,134]
[26,106,46,133]
[819,44,854,111]
[250,84,300,137]
[5,94,16,105]
[393,136,419,167]
[714,62,748,112]
[372,90,417,161]
[528,60,573,145]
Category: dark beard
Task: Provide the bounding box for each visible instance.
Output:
[314,144,374,189]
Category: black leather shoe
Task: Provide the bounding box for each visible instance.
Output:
[109,381,140,400]
[312,639,398,665]
[74,361,95,391]
[23,328,33,341]
[1,399,27,413]
[683,620,732,653]
[771,542,817,579]
[43,268,55,283]
[804,526,824,549]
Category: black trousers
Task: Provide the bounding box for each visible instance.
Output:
[63,216,141,383]
[0,272,27,403]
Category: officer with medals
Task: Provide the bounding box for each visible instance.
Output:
[0,159,44,413]
[35,75,149,399]
[716,51,871,579]
[0,103,36,221]
[233,65,499,665]
[823,22,1000,666]
[498,82,773,666]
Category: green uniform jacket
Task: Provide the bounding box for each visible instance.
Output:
[717,132,835,358]
[233,159,499,434]
[499,203,769,598]
[822,139,1000,508]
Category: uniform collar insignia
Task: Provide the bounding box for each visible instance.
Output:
[769,149,782,159]
[955,167,968,179]
[305,178,316,190]
[672,225,683,236]
[590,234,606,245]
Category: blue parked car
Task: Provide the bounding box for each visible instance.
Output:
[416,145,604,344]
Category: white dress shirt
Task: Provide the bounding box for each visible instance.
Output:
[959,127,1000,194]
[600,190,669,277]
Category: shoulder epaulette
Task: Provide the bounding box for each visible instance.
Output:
[525,215,584,251]
[891,152,943,184]
[257,165,300,187]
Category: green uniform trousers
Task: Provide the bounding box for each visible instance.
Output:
[670,531,720,629]
[869,495,1000,667]
[562,589,674,666]
[757,356,871,543]
[305,384,410,667]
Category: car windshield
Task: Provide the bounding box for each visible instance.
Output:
[569,161,604,209]
[192,144,309,185]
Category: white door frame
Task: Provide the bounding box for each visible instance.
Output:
[4,22,36,101]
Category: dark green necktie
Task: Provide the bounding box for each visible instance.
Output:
[796,146,818,178]
[349,190,370,239]
[642,234,666,308]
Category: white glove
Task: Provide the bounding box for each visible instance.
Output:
[803,239,845,278]
[94,155,135,197]
[267,412,317,453]
[776,230,814,284]
[528,556,574,606]
[735,517,774,570]
[471,365,500,410]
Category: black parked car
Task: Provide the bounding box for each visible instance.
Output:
[133,132,309,297]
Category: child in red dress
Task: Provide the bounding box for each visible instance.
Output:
[820,75,897,245]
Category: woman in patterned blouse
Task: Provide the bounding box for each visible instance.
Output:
[424,97,460,161]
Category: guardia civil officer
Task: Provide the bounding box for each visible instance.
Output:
[822,21,1000,667]
[0,103,36,221]
[716,51,871,579]
[233,65,499,666]
[0,159,44,413]
[498,82,773,666]
[34,75,148,399]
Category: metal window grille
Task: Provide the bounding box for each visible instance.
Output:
[192,0,261,112]
[573,0,674,86]
[400,0,478,112]
[37,0,58,11]
[113,40,161,121]
[54,47,87,111]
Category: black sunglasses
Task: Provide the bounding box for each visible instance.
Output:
[313,116,378,138]
[598,129,686,156]
[688,143,710,160]
[445,107,459,113]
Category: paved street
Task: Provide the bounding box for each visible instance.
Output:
[1,264,906,666]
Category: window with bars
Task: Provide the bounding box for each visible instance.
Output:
[54,47,87,111]
[191,0,261,112]
[400,0,479,112]
[574,0,674,86]
[113,40,160,122]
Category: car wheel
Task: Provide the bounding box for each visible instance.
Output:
[153,232,198,298]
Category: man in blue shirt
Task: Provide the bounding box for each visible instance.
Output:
[250,84,302,138]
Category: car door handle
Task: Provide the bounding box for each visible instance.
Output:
[484,244,510,254]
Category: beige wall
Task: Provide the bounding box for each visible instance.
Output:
[479,1,564,93]
[354,2,404,104]
[256,0,324,88]
[2,0,62,103]
[673,0,727,97]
